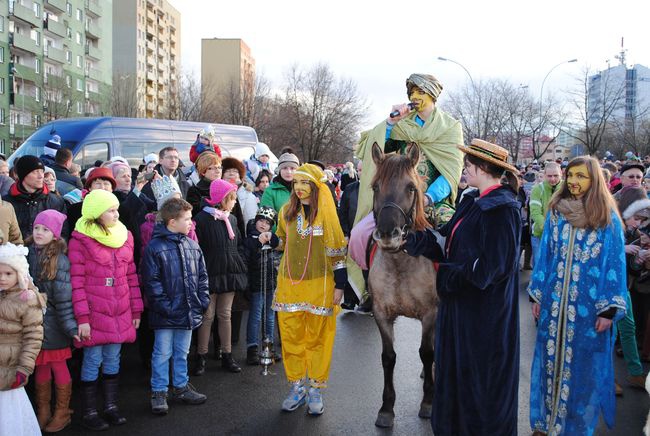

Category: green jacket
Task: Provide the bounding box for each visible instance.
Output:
[529,181,563,237]
[260,181,291,230]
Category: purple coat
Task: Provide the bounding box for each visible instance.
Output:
[69,230,143,348]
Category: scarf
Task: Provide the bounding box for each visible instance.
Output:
[203,206,235,240]
[554,198,589,229]
[75,218,129,248]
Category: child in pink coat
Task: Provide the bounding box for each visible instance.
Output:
[69,189,143,431]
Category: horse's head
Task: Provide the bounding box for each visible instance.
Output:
[371,142,428,251]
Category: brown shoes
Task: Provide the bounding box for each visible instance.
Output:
[628,374,647,390]
[615,381,623,396]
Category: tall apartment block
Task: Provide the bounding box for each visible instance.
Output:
[113,0,180,119]
[201,38,255,105]
[0,0,112,154]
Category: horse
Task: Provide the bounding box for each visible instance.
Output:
[368,141,438,428]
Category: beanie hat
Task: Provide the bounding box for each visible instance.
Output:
[255,206,277,227]
[143,153,158,165]
[16,155,45,181]
[206,179,237,206]
[81,189,120,220]
[617,186,647,216]
[255,142,272,159]
[277,153,300,171]
[0,242,31,290]
[44,166,56,179]
[151,175,181,209]
[222,157,246,181]
[107,161,131,179]
[43,135,62,158]
[34,209,67,239]
[84,167,116,190]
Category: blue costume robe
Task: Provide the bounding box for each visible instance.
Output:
[528,210,627,435]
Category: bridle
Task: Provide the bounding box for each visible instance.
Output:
[373,190,418,240]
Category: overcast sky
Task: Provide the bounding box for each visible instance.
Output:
[175,0,648,130]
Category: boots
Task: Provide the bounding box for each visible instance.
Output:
[193,353,207,376]
[246,346,259,365]
[35,381,52,429]
[221,353,241,373]
[81,380,109,431]
[102,374,127,426]
[44,383,73,433]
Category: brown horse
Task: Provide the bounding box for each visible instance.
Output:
[368,142,438,428]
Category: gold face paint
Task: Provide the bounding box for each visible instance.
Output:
[566,164,592,198]
[292,174,312,200]
[409,87,434,112]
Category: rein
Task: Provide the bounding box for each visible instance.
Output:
[373,192,418,240]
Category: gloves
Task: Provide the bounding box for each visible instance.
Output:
[10,371,27,389]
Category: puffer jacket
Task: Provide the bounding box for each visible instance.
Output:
[0,285,46,391]
[141,224,210,329]
[0,199,23,245]
[69,231,143,348]
[3,182,67,240]
[140,212,198,261]
[27,246,77,350]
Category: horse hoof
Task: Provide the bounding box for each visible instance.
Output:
[418,403,432,419]
[375,412,395,428]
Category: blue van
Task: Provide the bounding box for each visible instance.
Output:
[7,117,259,171]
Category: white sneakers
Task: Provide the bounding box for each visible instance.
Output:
[281,383,324,415]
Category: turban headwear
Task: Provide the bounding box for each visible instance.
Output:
[406,74,443,101]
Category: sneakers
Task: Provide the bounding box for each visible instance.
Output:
[172,384,207,405]
[151,391,169,415]
[307,387,324,416]
[355,296,373,315]
[281,382,307,412]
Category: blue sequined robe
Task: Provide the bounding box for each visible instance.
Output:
[528,210,627,435]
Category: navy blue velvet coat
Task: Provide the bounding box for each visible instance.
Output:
[405,185,521,435]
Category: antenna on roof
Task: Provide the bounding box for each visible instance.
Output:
[614,36,627,67]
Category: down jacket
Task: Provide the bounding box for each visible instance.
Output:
[0,286,45,391]
[3,183,67,240]
[69,231,143,348]
[27,246,77,350]
[141,224,210,330]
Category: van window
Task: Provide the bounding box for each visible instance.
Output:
[74,142,108,171]
[119,141,170,168]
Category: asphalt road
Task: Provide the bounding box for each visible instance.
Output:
[54,271,649,435]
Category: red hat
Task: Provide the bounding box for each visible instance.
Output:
[206,179,237,206]
[84,167,117,190]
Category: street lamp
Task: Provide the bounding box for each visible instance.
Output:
[437,56,479,138]
[11,67,24,144]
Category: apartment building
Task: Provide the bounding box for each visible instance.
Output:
[0,0,112,154]
[201,38,255,105]
[113,0,180,119]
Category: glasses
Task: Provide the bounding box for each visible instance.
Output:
[164,155,179,161]
[626,175,643,179]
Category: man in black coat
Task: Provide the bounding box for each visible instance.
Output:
[141,147,190,208]
[52,148,83,196]
[3,155,67,239]
[337,180,361,310]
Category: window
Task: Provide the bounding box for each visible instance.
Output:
[0,16,4,32]
[0,47,3,63]
[73,142,109,171]
[35,58,40,74]
[76,9,82,21]
[66,2,72,16]
[77,101,82,114]
[33,3,40,19]
[76,55,82,68]
[76,32,81,44]
[0,78,4,94]
[31,29,40,46]
[66,75,71,88]
[76,78,83,91]
[66,27,71,39]
[34,115,41,127]
[66,50,71,63]
[35,87,40,102]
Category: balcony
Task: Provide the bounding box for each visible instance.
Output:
[44,0,66,13]
[146,85,155,97]
[44,72,64,85]
[85,0,102,17]
[146,40,155,52]
[85,21,100,39]
[85,45,102,60]
[146,55,155,67]
[12,64,41,84]
[44,18,66,38]
[146,71,156,82]
[12,94,42,113]
[86,90,101,102]
[10,2,41,28]
[44,46,66,64]
[11,33,39,55]
[146,8,155,22]
[85,67,102,82]
[146,23,155,36]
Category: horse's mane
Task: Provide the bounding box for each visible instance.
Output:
[372,153,430,232]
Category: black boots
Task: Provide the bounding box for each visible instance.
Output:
[81,380,109,431]
[193,353,207,376]
[247,346,260,365]
[221,353,241,373]
[102,374,127,426]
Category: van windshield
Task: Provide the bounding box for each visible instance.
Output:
[7,139,78,166]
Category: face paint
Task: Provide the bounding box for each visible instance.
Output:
[409,87,434,112]
[566,164,592,198]
[292,174,312,200]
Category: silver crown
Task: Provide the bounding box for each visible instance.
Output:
[256,207,277,224]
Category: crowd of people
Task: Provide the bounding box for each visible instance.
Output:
[0,70,649,436]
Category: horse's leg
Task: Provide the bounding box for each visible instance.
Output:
[374,311,397,428]
[418,310,436,419]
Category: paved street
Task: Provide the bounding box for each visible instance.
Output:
[55,271,649,435]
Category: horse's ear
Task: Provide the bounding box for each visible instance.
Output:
[406,143,420,168]
[371,142,384,166]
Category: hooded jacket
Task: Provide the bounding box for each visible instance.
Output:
[3,182,67,240]
[529,181,563,238]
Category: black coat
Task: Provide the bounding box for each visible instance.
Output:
[141,164,190,209]
[186,177,210,217]
[404,186,521,436]
[114,189,155,267]
[337,181,359,236]
[194,210,248,294]
[52,163,83,195]
[3,183,67,240]
[244,228,279,293]
[141,224,210,330]
[27,246,77,350]
[340,173,358,192]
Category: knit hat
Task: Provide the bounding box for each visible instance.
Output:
[84,167,116,190]
[44,166,56,179]
[107,161,131,179]
[206,179,237,206]
[43,135,62,158]
[15,155,45,181]
[255,206,277,227]
[144,153,158,165]
[222,157,246,181]
[617,187,647,216]
[151,175,181,209]
[277,153,300,171]
[81,189,120,220]
[34,209,67,239]
[0,242,31,290]
[255,142,271,159]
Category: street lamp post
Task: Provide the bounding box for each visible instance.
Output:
[11,67,25,144]
[437,56,480,139]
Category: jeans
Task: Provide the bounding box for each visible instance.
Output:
[81,344,122,382]
[616,291,644,376]
[246,291,275,348]
[531,236,541,267]
[151,329,193,392]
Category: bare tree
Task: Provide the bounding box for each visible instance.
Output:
[213,73,272,131]
[497,82,536,163]
[110,73,142,118]
[43,74,79,121]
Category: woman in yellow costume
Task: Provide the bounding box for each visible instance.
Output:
[273,163,347,415]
